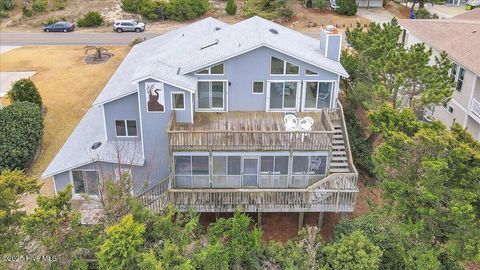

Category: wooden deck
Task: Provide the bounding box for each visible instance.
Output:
[168,111,334,151]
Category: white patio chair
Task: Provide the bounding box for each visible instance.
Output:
[284,114,298,131]
[298,116,314,142]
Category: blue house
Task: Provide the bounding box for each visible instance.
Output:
[43,17,358,223]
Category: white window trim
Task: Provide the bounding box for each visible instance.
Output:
[301,80,336,111]
[171,91,186,111]
[251,81,265,94]
[145,82,166,114]
[115,119,138,138]
[196,80,228,112]
[270,57,300,76]
[448,105,454,115]
[456,67,465,92]
[195,63,225,76]
[69,169,100,198]
[266,80,301,112]
[305,69,319,76]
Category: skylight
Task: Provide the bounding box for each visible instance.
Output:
[201,39,219,50]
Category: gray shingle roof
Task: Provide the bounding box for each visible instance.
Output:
[42,106,144,178]
[399,17,480,75]
[44,16,348,178]
[93,16,348,106]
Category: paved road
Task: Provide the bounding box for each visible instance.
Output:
[0,31,320,46]
[0,32,163,45]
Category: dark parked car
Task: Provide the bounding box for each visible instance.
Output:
[43,22,75,32]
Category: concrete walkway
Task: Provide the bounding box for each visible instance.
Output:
[356,8,395,24]
[424,4,467,18]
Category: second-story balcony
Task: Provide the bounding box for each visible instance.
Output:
[168,111,335,152]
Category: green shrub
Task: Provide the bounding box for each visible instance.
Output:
[225,0,237,15]
[32,0,48,13]
[167,0,209,21]
[53,0,67,10]
[44,16,66,26]
[0,0,14,11]
[0,10,8,17]
[22,6,33,17]
[336,0,357,16]
[129,37,144,47]
[0,102,44,171]
[121,0,167,20]
[77,11,104,27]
[343,103,376,177]
[8,79,42,107]
[241,0,294,21]
[414,8,438,19]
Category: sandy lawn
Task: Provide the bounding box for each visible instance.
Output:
[0,46,130,210]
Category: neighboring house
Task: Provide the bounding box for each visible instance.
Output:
[43,17,358,224]
[399,10,480,140]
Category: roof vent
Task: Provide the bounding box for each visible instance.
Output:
[91,142,102,150]
[214,26,222,31]
[269,28,278,35]
[200,39,219,50]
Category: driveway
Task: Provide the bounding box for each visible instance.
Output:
[356,8,395,24]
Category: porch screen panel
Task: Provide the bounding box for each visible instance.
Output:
[174,156,192,188]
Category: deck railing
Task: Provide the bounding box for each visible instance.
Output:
[168,111,334,152]
[138,172,358,213]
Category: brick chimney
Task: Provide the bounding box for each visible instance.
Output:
[320,25,342,62]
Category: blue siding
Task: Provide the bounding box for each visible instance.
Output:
[137,79,192,185]
[192,46,338,111]
[104,93,141,140]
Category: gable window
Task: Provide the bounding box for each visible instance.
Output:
[456,67,465,92]
[268,81,299,110]
[115,120,137,137]
[172,92,185,110]
[252,81,264,94]
[72,170,99,195]
[304,82,334,110]
[306,69,318,76]
[196,63,224,75]
[197,81,226,110]
[174,155,209,188]
[270,57,299,75]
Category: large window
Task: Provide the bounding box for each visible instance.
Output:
[212,156,241,188]
[196,63,224,75]
[304,82,334,110]
[259,155,289,188]
[174,155,209,188]
[115,120,137,137]
[268,81,298,110]
[270,57,299,75]
[72,170,99,195]
[197,81,225,110]
[291,155,327,188]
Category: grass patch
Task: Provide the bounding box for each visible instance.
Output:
[0,46,130,205]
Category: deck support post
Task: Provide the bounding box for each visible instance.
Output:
[298,212,304,231]
[215,212,219,220]
[257,212,262,227]
[318,212,324,228]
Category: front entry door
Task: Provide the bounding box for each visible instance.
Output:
[242,157,259,187]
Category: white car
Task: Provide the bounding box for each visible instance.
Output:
[113,20,145,33]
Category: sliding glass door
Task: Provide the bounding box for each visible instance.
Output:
[268,81,299,111]
[242,157,259,187]
[303,81,334,110]
[197,81,225,111]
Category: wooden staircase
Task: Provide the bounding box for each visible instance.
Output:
[329,123,350,173]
